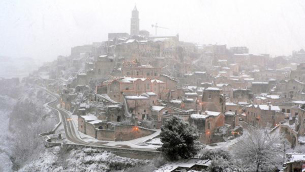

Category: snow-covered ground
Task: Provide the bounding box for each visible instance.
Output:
[104,129,161,149]
[19,146,148,172]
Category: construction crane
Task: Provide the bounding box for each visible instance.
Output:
[151,23,168,36]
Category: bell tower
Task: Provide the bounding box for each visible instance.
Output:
[130,6,139,36]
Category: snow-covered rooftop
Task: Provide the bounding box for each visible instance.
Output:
[120,77,146,83]
[88,120,103,125]
[225,111,236,116]
[293,101,305,104]
[125,95,149,100]
[151,106,165,112]
[191,111,221,119]
[190,113,207,119]
[185,92,198,96]
[125,39,136,43]
[205,87,221,91]
[155,159,211,172]
[145,92,157,96]
[151,79,164,83]
[216,83,229,87]
[81,115,97,121]
[286,154,305,163]
[252,82,268,84]
[170,99,182,104]
[238,102,249,105]
[205,111,221,116]
[226,102,237,106]
[258,105,280,111]
[266,95,280,99]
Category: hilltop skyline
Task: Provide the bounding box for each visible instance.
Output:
[0,0,305,61]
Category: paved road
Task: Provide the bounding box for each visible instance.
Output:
[47,98,87,145]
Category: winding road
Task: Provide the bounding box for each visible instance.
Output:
[44,89,88,145]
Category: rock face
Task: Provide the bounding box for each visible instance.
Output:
[0,82,56,171]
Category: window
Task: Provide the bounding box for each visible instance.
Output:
[117,116,121,122]
[287,109,290,113]
[282,109,285,113]
[137,71,139,75]
[154,73,157,76]
[208,94,211,99]
[147,72,150,76]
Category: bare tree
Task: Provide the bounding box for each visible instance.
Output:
[232,126,285,172]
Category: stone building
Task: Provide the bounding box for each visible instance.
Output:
[125,95,152,121]
[283,153,305,172]
[182,71,211,86]
[281,106,305,146]
[251,82,269,94]
[78,115,155,141]
[93,55,115,79]
[121,60,161,79]
[201,87,226,113]
[290,63,305,82]
[229,46,249,54]
[245,104,285,127]
[232,89,253,103]
[97,77,168,102]
[189,111,225,144]
[224,111,238,128]
[277,79,305,100]
[216,83,233,99]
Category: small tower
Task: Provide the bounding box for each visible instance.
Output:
[130,6,139,36]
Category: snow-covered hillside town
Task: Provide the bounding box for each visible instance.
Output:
[2,2,305,172]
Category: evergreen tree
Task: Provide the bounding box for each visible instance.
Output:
[158,116,199,161]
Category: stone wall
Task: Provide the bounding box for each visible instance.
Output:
[114,125,155,141]
[78,117,85,133]
[96,129,116,141]
[94,125,155,141]
[86,123,97,138]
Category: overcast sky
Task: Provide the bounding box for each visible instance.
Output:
[1,0,305,62]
